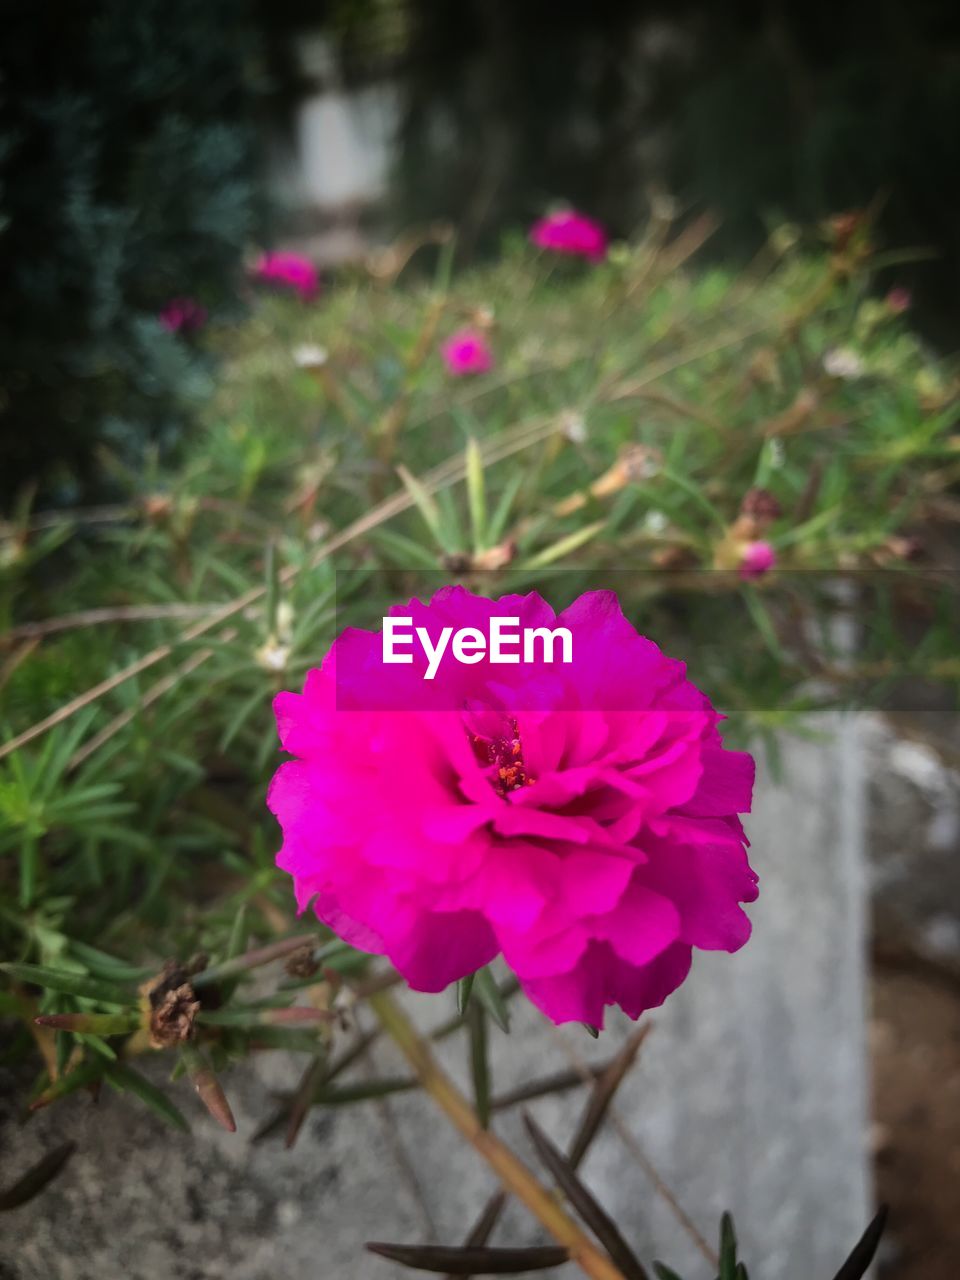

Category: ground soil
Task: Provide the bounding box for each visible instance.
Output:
[871,966,960,1279]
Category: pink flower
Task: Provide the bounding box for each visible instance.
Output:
[530,210,608,262]
[885,287,911,314]
[739,541,776,580]
[159,297,207,334]
[252,251,320,300]
[440,329,494,377]
[268,588,757,1027]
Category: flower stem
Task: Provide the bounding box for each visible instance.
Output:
[368,989,627,1280]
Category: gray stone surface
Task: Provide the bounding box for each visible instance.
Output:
[865,712,960,974]
[0,716,870,1280]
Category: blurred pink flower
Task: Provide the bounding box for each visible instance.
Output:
[268,587,757,1028]
[159,297,207,334]
[440,328,494,376]
[885,287,912,314]
[739,541,776,580]
[252,251,320,300]
[530,210,608,262]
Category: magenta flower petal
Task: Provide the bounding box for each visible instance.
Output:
[251,251,320,299]
[268,587,757,1027]
[529,210,608,262]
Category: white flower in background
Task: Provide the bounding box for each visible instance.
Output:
[823,346,865,380]
[643,510,668,535]
[559,410,587,443]
[293,343,329,369]
[255,639,292,672]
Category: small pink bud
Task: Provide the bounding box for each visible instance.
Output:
[159,297,207,334]
[739,541,776,580]
[885,287,911,314]
[440,329,494,377]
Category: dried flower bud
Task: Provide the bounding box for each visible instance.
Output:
[883,534,923,562]
[142,493,173,521]
[828,210,866,253]
[441,551,473,574]
[471,305,495,330]
[592,445,661,499]
[149,983,200,1049]
[885,287,911,315]
[739,488,782,526]
[472,540,517,572]
[284,943,320,980]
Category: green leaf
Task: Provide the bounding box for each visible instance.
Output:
[472,968,510,1033]
[36,1011,139,1036]
[719,1212,738,1280]
[315,1078,416,1106]
[486,469,525,545]
[456,973,475,1017]
[30,1059,105,1110]
[68,942,152,982]
[396,464,447,549]
[465,437,487,552]
[0,963,131,1006]
[467,1002,490,1129]
[190,933,318,988]
[524,519,606,569]
[652,1264,684,1280]
[104,1063,189,1132]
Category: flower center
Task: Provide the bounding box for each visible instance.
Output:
[469,717,535,797]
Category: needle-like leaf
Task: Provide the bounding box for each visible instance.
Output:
[366,1241,569,1273]
[472,968,510,1033]
[523,1113,650,1280]
[104,1063,189,1132]
[456,973,475,1017]
[467,1002,490,1129]
[190,934,318,988]
[444,1191,507,1280]
[180,1043,237,1133]
[1,962,130,1005]
[831,1206,888,1280]
[567,1024,652,1170]
[0,1141,77,1211]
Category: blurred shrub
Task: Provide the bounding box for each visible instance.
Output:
[340,0,960,331]
[0,0,264,502]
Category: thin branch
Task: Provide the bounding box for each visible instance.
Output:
[5,603,219,645]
